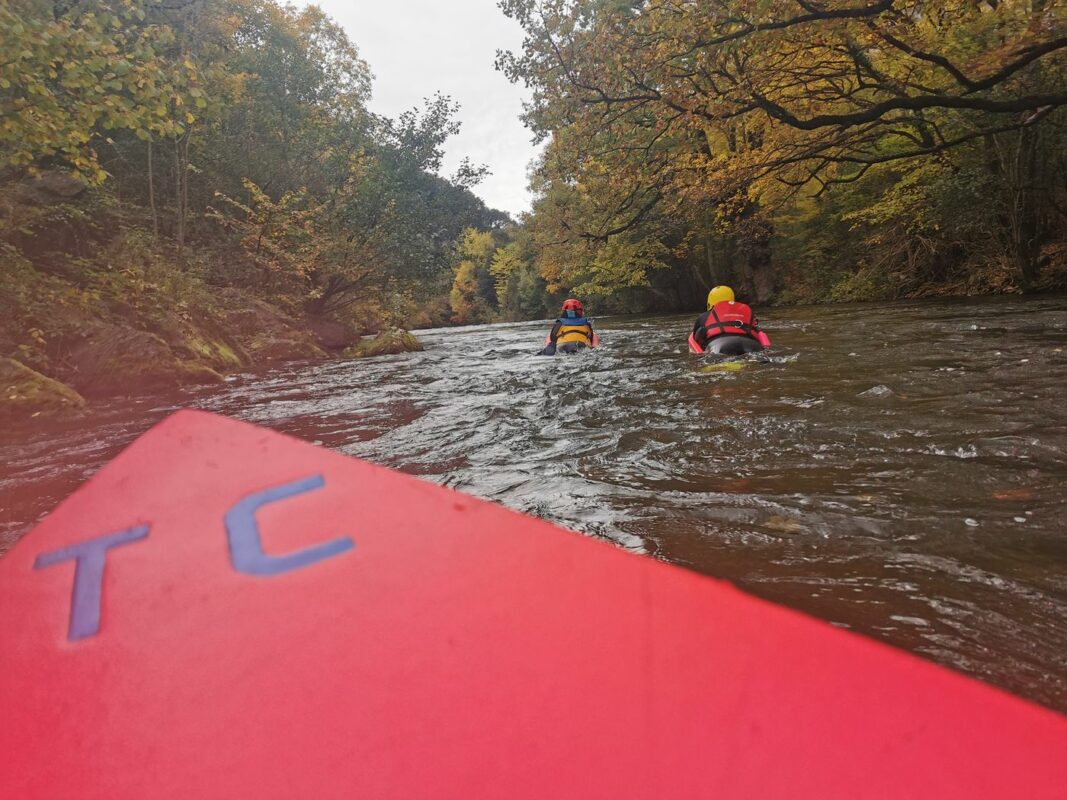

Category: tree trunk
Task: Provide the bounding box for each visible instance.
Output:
[704,230,719,287]
[174,136,183,254]
[147,139,158,239]
[702,207,731,288]
[996,127,1044,290]
[174,130,190,256]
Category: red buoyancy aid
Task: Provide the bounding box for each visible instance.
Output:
[702,301,758,340]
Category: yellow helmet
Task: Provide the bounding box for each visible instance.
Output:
[706,285,735,309]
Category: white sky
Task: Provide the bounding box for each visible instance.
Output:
[294,0,540,218]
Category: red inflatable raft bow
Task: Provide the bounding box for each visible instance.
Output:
[1,410,1065,798]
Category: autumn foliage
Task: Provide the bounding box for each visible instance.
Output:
[1,0,512,348]
[499,0,1067,306]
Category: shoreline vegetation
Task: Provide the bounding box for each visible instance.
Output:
[3,0,1066,421]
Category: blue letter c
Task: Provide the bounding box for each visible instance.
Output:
[225,475,354,577]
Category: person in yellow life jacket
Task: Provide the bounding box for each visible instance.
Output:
[540,298,598,355]
[689,285,772,355]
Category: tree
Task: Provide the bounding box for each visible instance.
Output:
[2,0,525,345]
[489,225,556,318]
[0,0,191,182]
[449,228,499,323]
[499,0,1067,296]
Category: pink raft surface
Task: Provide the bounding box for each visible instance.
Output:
[2,410,1066,799]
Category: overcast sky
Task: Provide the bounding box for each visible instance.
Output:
[293,0,540,218]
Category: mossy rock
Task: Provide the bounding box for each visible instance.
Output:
[216,290,326,362]
[344,329,423,359]
[64,323,224,397]
[153,312,248,371]
[0,358,86,421]
[245,334,327,362]
[306,315,358,350]
[188,336,244,370]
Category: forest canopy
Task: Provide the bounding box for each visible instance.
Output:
[499,0,1067,307]
[0,0,522,340]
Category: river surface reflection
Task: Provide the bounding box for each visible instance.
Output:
[3,296,1066,710]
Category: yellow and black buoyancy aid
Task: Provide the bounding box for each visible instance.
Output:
[555,316,594,346]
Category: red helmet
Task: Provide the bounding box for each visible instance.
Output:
[561,298,584,316]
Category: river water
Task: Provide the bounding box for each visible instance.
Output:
[3,296,1067,710]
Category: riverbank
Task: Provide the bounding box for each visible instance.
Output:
[6,232,1062,423]
[775,246,1067,306]
[3,172,1063,424]
[0,238,423,423]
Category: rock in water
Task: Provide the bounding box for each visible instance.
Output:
[0,358,86,421]
[63,323,224,397]
[306,316,358,350]
[153,312,248,372]
[858,384,894,398]
[216,290,326,362]
[345,329,423,359]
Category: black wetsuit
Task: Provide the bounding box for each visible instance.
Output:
[692,307,764,354]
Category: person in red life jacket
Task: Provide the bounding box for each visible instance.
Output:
[540,298,598,355]
[689,285,772,355]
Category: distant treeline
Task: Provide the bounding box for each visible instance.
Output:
[498,0,1067,310]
